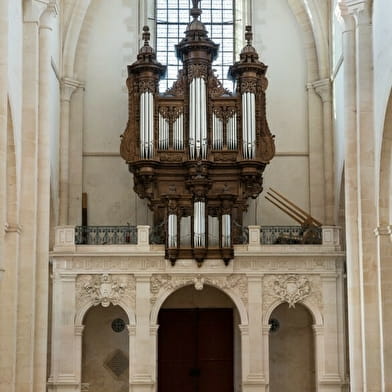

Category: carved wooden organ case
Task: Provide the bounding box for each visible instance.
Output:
[120,2,275,266]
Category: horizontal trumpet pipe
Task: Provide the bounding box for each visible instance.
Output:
[269,187,322,226]
[266,191,308,224]
[265,196,303,225]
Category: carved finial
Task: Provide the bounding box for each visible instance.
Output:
[190,0,202,20]
[245,25,253,46]
[142,26,150,46]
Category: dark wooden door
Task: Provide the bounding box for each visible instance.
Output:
[158,309,234,392]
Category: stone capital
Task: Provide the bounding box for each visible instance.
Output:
[312,78,332,103]
[61,77,83,102]
[374,225,392,237]
[238,324,249,336]
[338,0,371,24]
[39,1,59,30]
[4,222,22,234]
[74,324,85,336]
[24,0,49,23]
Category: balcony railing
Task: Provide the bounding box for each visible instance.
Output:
[75,226,138,245]
[260,226,322,245]
[53,225,341,252]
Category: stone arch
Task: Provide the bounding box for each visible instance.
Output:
[150,282,248,326]
[263,298,324,328]
[379,90,392,225]
[63,0,323,82]
[75,299,136,326]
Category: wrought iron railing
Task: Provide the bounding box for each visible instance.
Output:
[75,226,138,245]
[260,226,322,245]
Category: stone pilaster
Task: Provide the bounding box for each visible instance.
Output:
[59,77,83,225]
[313,78,335,225]
[338,1,383,390]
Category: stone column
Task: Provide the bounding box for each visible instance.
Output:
[375,226,392,390]
[313,78,335,225]
[131,274,154,392]
[0,0,8,282]
[245,276,265,386]
[16,1,46,390]
[48,272,79,392]
[339,1,383,390]
[306,83,325,222]
[59,77,82,225]
[34,4,58,392]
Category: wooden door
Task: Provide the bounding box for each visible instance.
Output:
[158,309,233,392]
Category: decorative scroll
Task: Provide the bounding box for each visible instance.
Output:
[150,274,248,306]
[165,70,186,96]
[208,74,232,97]
[76,274,136,309]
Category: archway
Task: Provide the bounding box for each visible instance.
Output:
[82,304,130,392]
[157,285,242,392]
[379,89,392,389]
[268,302,315,392]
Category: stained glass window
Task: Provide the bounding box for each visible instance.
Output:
[156,0,235,92]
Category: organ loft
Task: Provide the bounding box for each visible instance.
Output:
[120,0,275,265]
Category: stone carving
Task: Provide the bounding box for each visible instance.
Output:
[76,274,136,309]
[104,349,129,378]
[150,274,248,305]
[263,274,322,313]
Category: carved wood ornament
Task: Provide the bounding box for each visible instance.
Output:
[120,3,275,265]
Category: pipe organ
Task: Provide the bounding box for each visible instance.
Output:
[120,0,275,265]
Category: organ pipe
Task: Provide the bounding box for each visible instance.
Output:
[168,214,177,248]
[140,91,154,158]
[189,77,207,159]
[213,113,223,150]
[194,201,205,247]
[242,92,256,159]
[222,214,231,247]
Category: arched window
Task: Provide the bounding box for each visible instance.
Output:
[156,0,235,92]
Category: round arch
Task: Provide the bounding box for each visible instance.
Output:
[150,282,248,326]
[63,0,323,82]
[75,299,136,326]
[262,298,324,327]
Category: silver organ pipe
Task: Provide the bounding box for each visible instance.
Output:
[222,214,231,247]
[173,113,184,150]
[189,79,196,159]
[140,91,154,158]
[242,92,256,159]
[194,201,205,247]
[189,78,207,159]
[158,113,169,150]
[227,113,237,150]
[213,113,223,150]
[250,92,256,157]
[201,79,207,159]
[168,214,177,248]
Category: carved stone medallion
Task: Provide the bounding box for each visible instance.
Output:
[76,274,136,310]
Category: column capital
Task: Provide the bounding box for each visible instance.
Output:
[61,77,83,102]
[338,0,371,24]
[312,78,332,103]
[24,0,49,23]
[40,1,59,30]
[374,225,392,237]
[74,324,85,336]
[128,325,137,336]
[238,323,249,336]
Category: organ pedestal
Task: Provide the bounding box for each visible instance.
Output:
[120,1,275,266]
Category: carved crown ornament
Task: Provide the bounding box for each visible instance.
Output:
[120,2,275,266]
[76,274,136,309]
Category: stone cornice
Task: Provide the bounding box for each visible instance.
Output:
[374,225,392,238]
